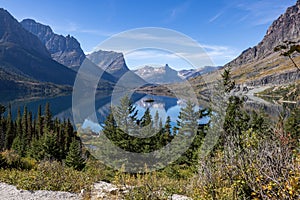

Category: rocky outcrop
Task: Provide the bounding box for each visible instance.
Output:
[87,50,130,78]
[0,182,81,200]
[21,19,85,70]
[226,1,300,68]
[247,69,300,86]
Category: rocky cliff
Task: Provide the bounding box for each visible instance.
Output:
[87,50,130,78]
[226,0,300,69]
[21,19,85,71]
[0,8,77,86]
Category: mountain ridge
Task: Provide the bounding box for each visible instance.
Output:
[133,64,183,84]
[21,19,86,71]
[0,8,77,86]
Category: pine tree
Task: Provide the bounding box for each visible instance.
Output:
[36,105,43,138]
[222,68,235,93]
[12,107,26,156]
[40,131,61,160]
[102,112,117,140]
[0,104,6,150]
[43,102,52,132]
[113,95,138,135]
[175,101,208,166]
[5,104,14,150]
[65,138,85,170]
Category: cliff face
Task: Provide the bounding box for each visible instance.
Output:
[226,1,300,68]
[0,9,77,86]
[21,19,85,70]
[87,50,130,78]
[0,9,50,58]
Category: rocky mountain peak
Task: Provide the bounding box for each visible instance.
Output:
[21,19,85,70]
[0,9,50,57]
[87,50,129,78]
[226,1,300,68]
[133,64,183,84]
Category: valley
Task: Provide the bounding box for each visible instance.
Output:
[0,1,299,199]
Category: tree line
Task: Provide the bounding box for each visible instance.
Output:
[0,103,85,170]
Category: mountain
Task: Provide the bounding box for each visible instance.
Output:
[87,50,147,90]
[21,19,85,71]
[224,0,300,86]
[0,8,77,87]
[133,64,183,84]
[178,66,221,80]
[87,50,130,78]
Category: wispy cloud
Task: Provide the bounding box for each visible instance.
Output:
[52,21,115,37]
[165,1,190,22]
[209,11,223,23]
[124,44,238,70]
[233,0,294,25]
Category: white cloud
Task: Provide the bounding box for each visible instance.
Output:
[124,44,239,70]
[209,11,223,23]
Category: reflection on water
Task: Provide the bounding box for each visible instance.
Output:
[1,91,287,132]
[1,91,187,132]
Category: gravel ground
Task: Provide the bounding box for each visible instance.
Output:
[0,182,82,200]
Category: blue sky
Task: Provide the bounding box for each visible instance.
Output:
[0,0,296,69]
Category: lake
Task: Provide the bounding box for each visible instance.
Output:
[0,91,197,132]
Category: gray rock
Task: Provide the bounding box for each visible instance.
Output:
[169,194,193,200]
[21,19,85,71]
[225,1,300,68]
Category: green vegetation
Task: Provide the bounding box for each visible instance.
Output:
[257,82,300,103]
[0,69,299,199]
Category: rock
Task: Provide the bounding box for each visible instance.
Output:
[21,19,86,71]
[87,50,130,78]
[225,1,300,68]
[0,182,81,200]
[133,64,182,84]
[169,194,193,200]
[91,181,124,200]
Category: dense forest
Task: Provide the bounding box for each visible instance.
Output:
[0,70,299,199]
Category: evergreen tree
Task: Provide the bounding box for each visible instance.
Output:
[43,102,52,132]
[4,104,14,150]
[102,112,117,140]
[12,107,26,156]
[40,131,61,160]
[0,104,5,150]
[175,101,203,166]
[113,95,138,135]
[65,138,85,170]
[222,68,235,93]
[36,105,43,138]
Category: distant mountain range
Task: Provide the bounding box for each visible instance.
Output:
[0,7,223,92]
[137,0,300,101]
[133,64,182,84]
[133,64,220,84]
[178,66,222,80]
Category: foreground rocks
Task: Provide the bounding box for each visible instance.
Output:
[0,181,193,200]
[0,182,81,200]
